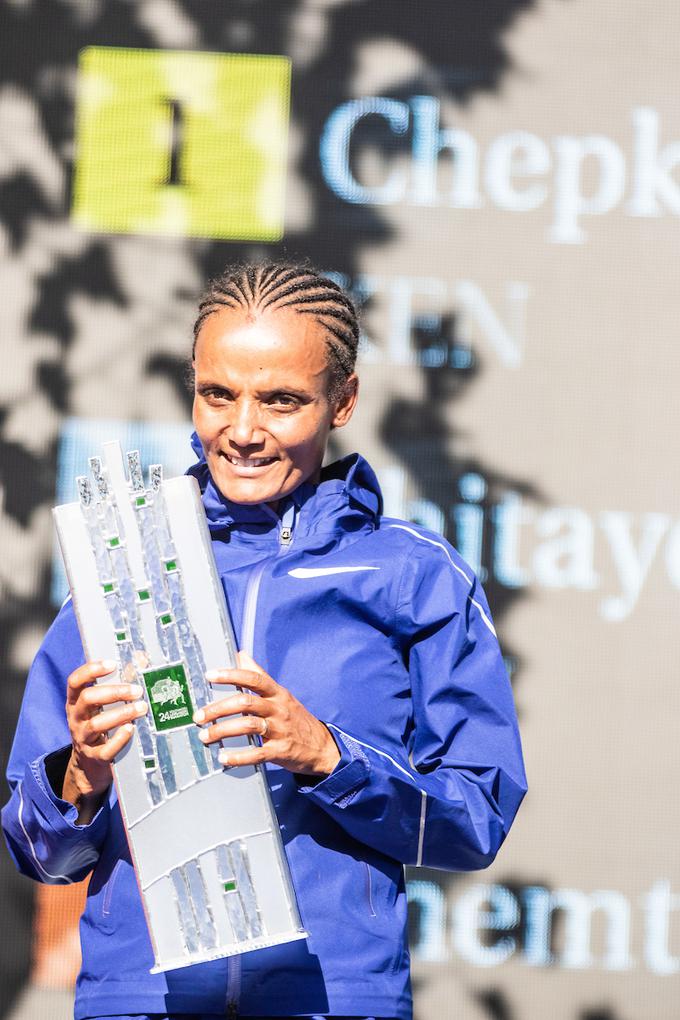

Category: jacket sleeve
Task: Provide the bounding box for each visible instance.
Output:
[297,535,527,871]
[2,601,112,884]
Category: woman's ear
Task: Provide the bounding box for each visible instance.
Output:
[331,374,359,429]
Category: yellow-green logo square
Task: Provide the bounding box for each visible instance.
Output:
[72,47,291,241]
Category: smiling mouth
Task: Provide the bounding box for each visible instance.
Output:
[221,454,277,468]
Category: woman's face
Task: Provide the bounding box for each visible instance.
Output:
[192,306,357,506]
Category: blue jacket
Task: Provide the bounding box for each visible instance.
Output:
[3,449,526,1020]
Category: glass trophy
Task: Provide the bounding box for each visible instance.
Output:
[53,441,307,971]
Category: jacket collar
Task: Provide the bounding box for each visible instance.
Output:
[186,431,382,537]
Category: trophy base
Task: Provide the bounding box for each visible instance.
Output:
[150,928,309,973]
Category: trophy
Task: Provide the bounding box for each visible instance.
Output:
[53,441,306,971]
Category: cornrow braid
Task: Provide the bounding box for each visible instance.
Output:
[192,261,360,400]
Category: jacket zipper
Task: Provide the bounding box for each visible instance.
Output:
[226,505,295,1013]
[241,504,293,655]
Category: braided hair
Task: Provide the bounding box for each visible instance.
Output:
[192,261,360,400]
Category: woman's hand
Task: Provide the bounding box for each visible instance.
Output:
[63,660,148,824]
[194,652,341,777]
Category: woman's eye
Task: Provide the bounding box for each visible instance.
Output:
[269,394,299,410]
[204,389,233,402]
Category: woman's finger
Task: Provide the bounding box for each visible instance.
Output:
[67,660,118,703]
[193,690,265,726]
[77,683,143,712]
[90,723,136,763]
[87,700,148,738]
[218,743,269,769]
[205,667,276,695]
[197,714,270,746]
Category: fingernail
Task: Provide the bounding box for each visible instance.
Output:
[134,701,148,714]
[123,723,134,734]
[101,659,117,672]
[198,729,210,743]
[129,684,143,698]
[218,750,230,766]
[193,709,205,724]
[205,670,220,681]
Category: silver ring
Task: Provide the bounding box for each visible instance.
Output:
[260,717,269,739]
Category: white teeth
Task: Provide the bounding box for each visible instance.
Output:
[226,455,273,467]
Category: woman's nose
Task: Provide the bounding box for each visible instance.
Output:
[229,400,262,447]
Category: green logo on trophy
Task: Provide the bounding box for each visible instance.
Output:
[144,663,194,732]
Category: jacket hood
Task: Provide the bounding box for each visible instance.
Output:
[186,431,382,536]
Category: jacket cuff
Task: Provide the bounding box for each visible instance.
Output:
[296,726,370,807]
[25,747,111,838]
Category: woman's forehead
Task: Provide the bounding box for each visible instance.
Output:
[194,306,330,385]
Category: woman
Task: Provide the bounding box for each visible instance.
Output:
[3,261,527,1020]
